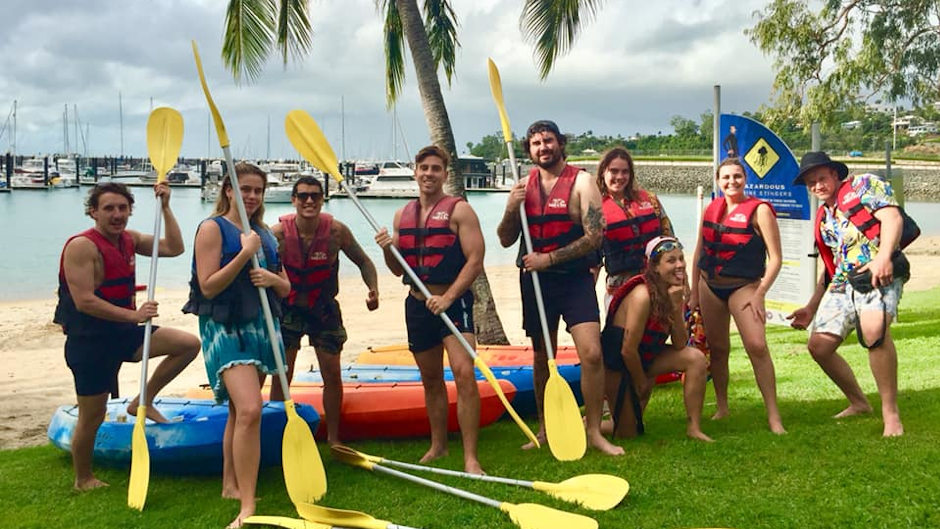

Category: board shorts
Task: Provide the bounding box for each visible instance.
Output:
[521,270,600,345]
[811,278,903,342]
[65,325,158,397]
[280,300,348,354]
[406,290,474,353]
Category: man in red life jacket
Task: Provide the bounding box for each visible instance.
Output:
[54,182,200,490]
[497,120,624,456]
[375,145,486,474]
[786,151,905,437]
[271,176,379,445]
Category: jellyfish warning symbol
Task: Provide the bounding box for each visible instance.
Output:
[744,138,779,178]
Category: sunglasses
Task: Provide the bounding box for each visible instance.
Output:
[293,191,323,202]
[650,240,683,258]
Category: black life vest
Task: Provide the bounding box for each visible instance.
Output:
[698,196,771,280]
[603,275,670,371]
[280,213,338,308]
[182,216,282,324]
[814,178,920,278]
[601,189,663,276]
[521,164,591,273]
[398,195,466,286]
[54,228,137,336]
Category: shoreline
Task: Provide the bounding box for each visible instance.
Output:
[2,236,939,450]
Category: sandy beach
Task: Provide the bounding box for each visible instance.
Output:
[2,235,939,450]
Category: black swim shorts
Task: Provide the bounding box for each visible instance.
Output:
[406,290,474,353]
[520,270,599,344]
[65,325,156,397]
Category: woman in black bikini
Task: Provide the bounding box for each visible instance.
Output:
[690,158,785,434]
[601,236,712,442]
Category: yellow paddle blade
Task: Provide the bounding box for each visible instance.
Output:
[126,406,149,510]
[285,110,343,182]
[532,474,629,511]
[330,444,378,469]
[500,502,597,529]
[543,360,586,461]
[296,502,392,529]
[282,400,327,504]
[146,108,184,183]
[243,515,330,529]
[474,358,540,448]
[192,40,230,148]
[487,58,513,143]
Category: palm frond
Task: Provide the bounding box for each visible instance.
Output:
[378,0,406,107]
[276,0,313,65]
[222,0,278,83]
[520,0,601,79]
[423,0,460,85]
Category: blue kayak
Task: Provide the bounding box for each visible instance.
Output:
[47,397,320,474]
[294,363,582,417]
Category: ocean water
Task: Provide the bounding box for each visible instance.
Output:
[0,187,935,301]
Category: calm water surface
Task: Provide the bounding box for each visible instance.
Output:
[0,187,935,301]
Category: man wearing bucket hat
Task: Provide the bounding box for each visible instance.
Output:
[786,151,905,436]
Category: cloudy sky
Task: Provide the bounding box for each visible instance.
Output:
[0,0,777,161]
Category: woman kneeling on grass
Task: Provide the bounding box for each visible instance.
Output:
[183,163,291,528]
[600,236,712,442]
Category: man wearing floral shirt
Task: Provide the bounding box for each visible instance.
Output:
[786,151,905,437]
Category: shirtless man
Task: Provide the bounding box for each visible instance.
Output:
[497,120,624,456]
[55,182,200,490]
[271,176,379,445]
[375,145,486,474]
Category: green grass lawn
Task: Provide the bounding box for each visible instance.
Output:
[4,288,940,529]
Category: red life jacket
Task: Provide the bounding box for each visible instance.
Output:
[522,164,591,272]
[813,179,919,278]
[398,195,466,285]
[698,196,770,280]
[54,228,137,335]
[601,189,662,275]
[280,213,337,308]
[606,275,670,369]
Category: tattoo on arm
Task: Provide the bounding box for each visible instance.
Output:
[551,204,604,265]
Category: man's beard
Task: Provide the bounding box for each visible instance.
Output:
[534,150,563,169]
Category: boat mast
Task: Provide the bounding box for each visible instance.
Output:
[341,95,346,162]
[74,104,79,157]
[119,91,124,158]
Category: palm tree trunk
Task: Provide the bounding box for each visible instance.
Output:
[396,0,508,344]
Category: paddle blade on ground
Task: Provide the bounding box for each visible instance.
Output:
[282,400,327,504]
[533,474,629,511]
[486,58,513,143]
[146,108,184,182]
[126,405,149,510]
[243,515,331,528]
[474,358,540,448]
[543,360,586,461]
[501,502,598,529]
[285,110,342,181]
[296,502,407,529]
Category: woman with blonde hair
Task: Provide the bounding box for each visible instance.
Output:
[183,162,290,528]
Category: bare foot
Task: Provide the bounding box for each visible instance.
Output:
[227,505,255,529]
[127,400,169,424]
[221,487,240,500]
[687,429,715,442]
[769,420,787,435]
[521,432,547,450]
[74,477,109,491]
[419,446,448,464]
[588,432,625,456]
[833,403,872,418]
[711,409,729,420]
[464,460,485,475]
[883,415,904,437]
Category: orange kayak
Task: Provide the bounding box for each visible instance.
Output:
[185,378,516,441]
[355,344,580,367]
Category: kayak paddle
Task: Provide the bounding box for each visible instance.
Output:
[243,515,331,528]
[192,40,327,504]
[331,445,628,511]
[127,107,184,511]
[295,502,422,529]
[487,58,586,461]
[330,445,597,529]
[283,109,540,448]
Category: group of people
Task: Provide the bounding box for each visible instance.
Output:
[56,118,909,528]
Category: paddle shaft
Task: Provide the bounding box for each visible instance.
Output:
[219,145,292,396]
[371,461,502,509]
[375,456,534,488]
[136,196,163,404]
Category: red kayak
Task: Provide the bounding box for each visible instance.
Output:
[185,378,516,441]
